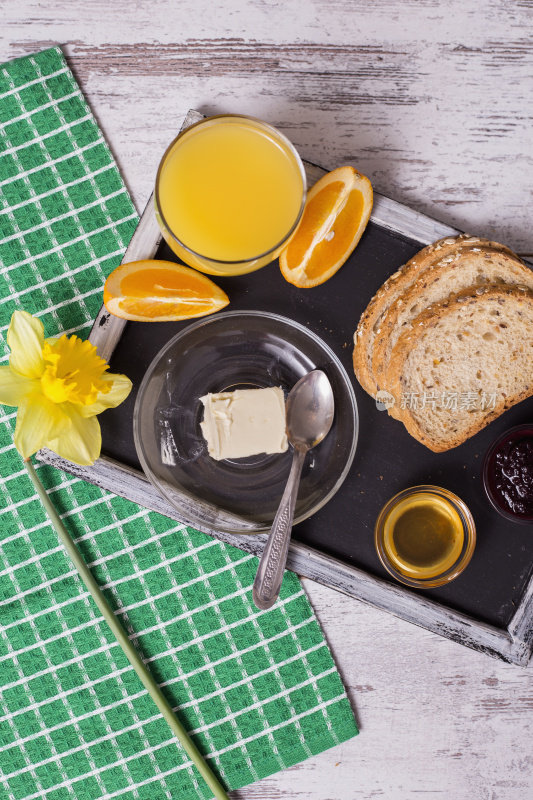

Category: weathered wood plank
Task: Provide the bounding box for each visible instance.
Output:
[3,5,532,253]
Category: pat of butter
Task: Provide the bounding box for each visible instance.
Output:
[200,387,288,460]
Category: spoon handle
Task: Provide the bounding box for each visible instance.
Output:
[252,447,307,610]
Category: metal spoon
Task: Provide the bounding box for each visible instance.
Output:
[252,370,335,610]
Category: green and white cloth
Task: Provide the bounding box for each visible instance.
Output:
[0,47,358,800]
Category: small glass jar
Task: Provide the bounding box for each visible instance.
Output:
[483,424,533,524]
[374,485,476,589]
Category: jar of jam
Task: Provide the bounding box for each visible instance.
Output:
[483,424,533,524]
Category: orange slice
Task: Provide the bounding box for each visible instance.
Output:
[103,260,229,322]
[279,165,373,288]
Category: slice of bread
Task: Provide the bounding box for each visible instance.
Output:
[387,285,533,452]
[374,246,531,393]
[352,234,514,398]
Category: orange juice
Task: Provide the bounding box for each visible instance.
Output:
[155,116,305,275]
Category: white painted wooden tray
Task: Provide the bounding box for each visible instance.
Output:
[39,111,533,667]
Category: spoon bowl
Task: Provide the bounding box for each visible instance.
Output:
[286,369,335,450]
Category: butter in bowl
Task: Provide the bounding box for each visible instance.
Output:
[133,310,357,534]
[200,387,288,461]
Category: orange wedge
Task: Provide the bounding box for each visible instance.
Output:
[279,166,373,288]
[103,260,229,322]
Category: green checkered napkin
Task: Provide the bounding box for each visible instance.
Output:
[0,47,358,800]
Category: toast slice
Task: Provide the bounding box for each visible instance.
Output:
[374,246,530,393]
[352,234,514,398]
[386,284,533,452]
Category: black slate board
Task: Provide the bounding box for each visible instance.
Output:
[99,223,533,631]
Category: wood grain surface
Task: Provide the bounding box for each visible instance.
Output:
[2,1,533,798]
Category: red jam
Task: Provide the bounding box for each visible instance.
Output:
[483,425,533,523]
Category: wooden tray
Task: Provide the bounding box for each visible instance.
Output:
[40,111,533,666]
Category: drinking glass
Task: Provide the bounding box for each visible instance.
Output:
[154,114,306,276]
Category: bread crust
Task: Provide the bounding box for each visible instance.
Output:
[373,245,529,393]
[352,234,513,397]
[387,285,533,451]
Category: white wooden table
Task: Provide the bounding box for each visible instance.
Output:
[2,2,533,798]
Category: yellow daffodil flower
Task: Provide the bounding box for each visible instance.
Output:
[0,310,132,465]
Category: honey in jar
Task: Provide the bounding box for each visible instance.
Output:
[381,492,464,579]
[375,484,477,589]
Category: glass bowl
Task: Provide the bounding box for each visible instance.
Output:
[374,485,476,589]
[483,424,533,524]
[133,310,358,534]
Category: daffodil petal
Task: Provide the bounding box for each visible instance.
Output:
[13,395,67,459]
[80,373,132,417]
[48,410,101,465]
[8,311,45,379]
[0,367,38,407]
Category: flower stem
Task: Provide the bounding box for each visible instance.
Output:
[24,457,229,800]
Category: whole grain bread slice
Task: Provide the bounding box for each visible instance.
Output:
[386,284,533,452]
[374,245,530,393]
[352,234,515,398]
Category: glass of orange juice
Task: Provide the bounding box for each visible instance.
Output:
[154,115,306,276]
